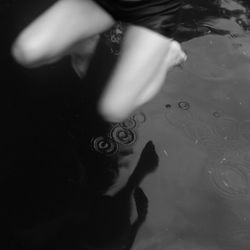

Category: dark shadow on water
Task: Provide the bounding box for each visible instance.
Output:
[5,138,158,250]
[175,0,250,42]
[85,141,159,250]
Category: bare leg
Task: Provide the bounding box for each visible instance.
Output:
[98,26,186,122]
[135,41,187,107]
[12,0,114,67]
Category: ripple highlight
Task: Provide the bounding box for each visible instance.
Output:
[91,136,118,156]
[206,150,250,200]
[110,125,136,145]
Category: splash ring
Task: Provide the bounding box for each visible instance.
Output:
[110,125,136,145]
[91,136,118,155]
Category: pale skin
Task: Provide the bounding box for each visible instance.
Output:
[12,0,186,122]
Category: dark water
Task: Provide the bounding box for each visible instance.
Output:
[4,0,250,249]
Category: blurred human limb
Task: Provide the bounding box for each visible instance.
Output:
[11,0,186,123]
[98,25,186,122]
[11,0,114,67]
[135,41,187,108]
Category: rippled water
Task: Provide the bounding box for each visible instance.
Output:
[101,1,250,249]
[5,0,250,250]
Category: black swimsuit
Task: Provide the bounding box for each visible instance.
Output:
[94,0,183,38]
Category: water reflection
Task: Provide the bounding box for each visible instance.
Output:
[175,0,249,41]
[85,141,159,250]
[102,0,250,56]
[6,0,250,249]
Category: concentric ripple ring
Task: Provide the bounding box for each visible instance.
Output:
[207,162,250,200]
[119,117,137,130]
[91,136,118,155]
[110,125,136,145]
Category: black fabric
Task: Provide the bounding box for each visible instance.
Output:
[94,0,183,38]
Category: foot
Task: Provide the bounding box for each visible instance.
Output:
[165,40,187,68]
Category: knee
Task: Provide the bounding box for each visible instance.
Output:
[11,35,48,67]
[98,98,132,123]
[12,38,37,67]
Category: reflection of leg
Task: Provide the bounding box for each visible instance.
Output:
[126,187,148,250]
[105,141,158,196]
[98,26,186,122]
[133,187,148,221]
[127,141,159,187]
[135,41,187,107]
[12,0,114,67]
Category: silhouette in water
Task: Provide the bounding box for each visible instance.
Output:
[84,141,159,250]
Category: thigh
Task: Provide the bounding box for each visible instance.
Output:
[13,0,115,65]
[99,25,172,121]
